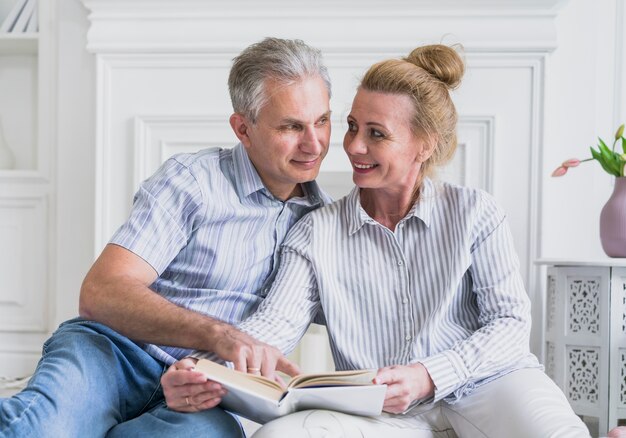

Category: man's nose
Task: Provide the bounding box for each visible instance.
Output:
[300,125,325,155]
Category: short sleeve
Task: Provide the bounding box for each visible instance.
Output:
[109,157,204,274]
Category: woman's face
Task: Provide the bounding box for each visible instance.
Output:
[343,89,433,194]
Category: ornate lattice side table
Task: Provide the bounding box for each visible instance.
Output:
[537,259,626,436]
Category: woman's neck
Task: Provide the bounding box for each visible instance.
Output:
[359,186,420,232]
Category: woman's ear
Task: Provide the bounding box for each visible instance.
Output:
[229,113,253,148]
[417,135,437,163]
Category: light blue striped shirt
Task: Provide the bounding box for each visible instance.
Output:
[109,143,330,365]
[239,178,541,403]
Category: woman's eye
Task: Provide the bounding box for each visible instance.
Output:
[370,129,384,139]
[347,121,357,132]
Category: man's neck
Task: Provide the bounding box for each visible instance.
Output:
[270,183,304,201]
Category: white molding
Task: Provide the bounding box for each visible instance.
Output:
[0,194,48,332]
[0,332,48,378]
[133,115,235,189]
[81,1,561,54]
[0,171,49,183]
[466,52,546,299]
[615,0,626,127]
[82,0,565,17]
[94,55,111,259]
[451,115,495,192]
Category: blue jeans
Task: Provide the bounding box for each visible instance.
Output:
[0,318,245,438]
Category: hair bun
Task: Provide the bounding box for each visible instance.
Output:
[405,44,464,89]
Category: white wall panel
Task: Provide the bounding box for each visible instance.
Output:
[0,195,47,331]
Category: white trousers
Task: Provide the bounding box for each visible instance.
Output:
[252,369,590,438]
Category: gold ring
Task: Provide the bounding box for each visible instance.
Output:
[185,396,190,406]
[247,367,261,372]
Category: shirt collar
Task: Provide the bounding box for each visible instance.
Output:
[346,177,435,236]
[410,177,434,228]
[232,143,266,200]
[231,143,327,208]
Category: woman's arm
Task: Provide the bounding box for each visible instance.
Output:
[419,193,533,403]
[237,219,322,357]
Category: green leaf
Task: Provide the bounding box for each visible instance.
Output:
[591,146,620,176]
[597,139,621,174]
[622,137,626,154]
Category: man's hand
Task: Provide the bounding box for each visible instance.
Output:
[211,322,300,382]
[161,358,226,412]
[374,362,435,414]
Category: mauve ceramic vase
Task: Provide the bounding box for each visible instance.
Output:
[600,177,626,257]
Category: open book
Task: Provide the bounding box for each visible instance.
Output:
[194,359,387,424]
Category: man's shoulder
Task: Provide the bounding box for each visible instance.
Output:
[168,147,224,172]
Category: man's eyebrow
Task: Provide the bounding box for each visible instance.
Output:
[319,110,332,119]
[280,111,332,125]
[279,118,303,125]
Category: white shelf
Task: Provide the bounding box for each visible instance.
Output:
[536,258,626,267]
[0,33,37,54]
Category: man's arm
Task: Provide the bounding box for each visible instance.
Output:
[79,243,299,371]
[79,243,230,351]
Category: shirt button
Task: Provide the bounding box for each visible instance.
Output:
[405,335,412,341]
[397,260,404,266]
[402,298,408,304]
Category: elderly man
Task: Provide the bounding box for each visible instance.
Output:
[0,37,331,438]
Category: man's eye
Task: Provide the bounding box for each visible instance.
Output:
[317,117,329,126]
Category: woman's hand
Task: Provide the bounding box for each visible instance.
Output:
[374,362,435,414]
[161,357,227,412]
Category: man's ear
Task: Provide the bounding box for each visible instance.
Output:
[230,113,253,148]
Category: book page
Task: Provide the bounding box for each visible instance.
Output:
[195,359,284,401]
[288,369,376,389]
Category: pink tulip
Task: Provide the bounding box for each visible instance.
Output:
[550,157,594,177]
[551,166,568,177]
[608,426,626,437]
[562,158,581,167]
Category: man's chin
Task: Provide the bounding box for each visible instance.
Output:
[292,168,321,183]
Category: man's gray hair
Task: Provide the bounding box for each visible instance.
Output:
[228,37,332,122]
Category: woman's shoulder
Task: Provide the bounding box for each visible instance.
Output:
[431,179,493,203]
[429,179,503,219]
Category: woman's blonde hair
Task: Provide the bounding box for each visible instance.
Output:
[360,44,464,179]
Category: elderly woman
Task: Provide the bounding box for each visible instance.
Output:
[163,44,589,437]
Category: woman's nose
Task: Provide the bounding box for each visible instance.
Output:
[344,134,366,155]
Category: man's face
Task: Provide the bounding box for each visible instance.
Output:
[236,75,331,200]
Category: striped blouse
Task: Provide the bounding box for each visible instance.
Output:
[109,143,329,365]
[239,178,541,403]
